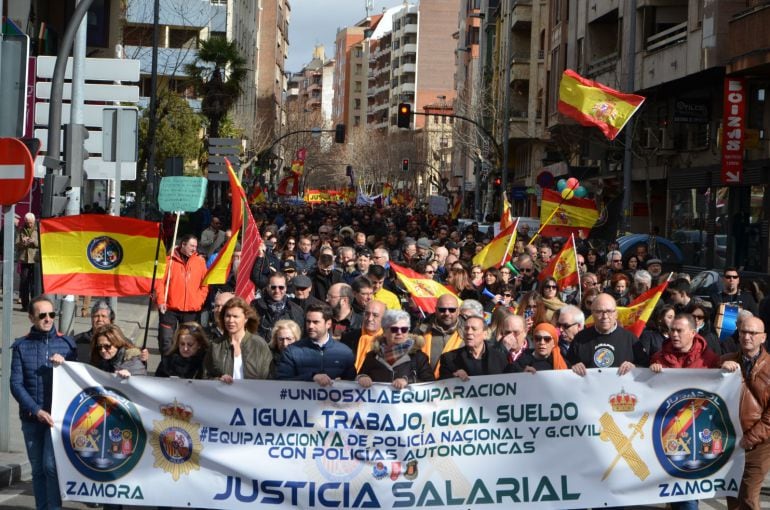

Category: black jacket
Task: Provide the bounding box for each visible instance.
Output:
[438,341,512,379]
[357,336,434,384]
[251,297,305,340]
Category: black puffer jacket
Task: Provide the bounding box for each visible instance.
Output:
[357,335,434,384]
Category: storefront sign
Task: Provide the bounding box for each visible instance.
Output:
[721,78,746,185]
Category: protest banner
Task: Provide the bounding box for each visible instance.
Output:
[53,364,743,509]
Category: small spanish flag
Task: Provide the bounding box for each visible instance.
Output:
[472,221,517,270]
[558,69,645,140]
[500,192,514,231]
[537,234,579,289]
[40,215,165,296]
[586,281,670,337]
[450,195,463,220]
[539,189,598,238]
[390,263,458,314]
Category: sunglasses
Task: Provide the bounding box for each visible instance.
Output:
[97,343,114,351]
[437,307,458,313]
[559,322,577,329]
[390,326,409,334]
[38,312,57,320]
[692,314,705,320]
[543,284,558,289]
[724,275,739,280]
[533,335,553,342]
[502,293,512,297]
[270,285,286,290]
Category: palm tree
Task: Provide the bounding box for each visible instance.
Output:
[185,36,246,138]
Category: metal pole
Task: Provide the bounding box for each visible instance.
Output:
[621,0,637,235]
[59,0,88,336]
[0,205,15,452]
[144,0,160,218]
[500,0,513,194]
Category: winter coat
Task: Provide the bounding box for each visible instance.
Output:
[155,248,208,312]
[15,225,39,263]
[438,341,512,380]
[722,348,770,448]
[251,297,305,340]
[357,335,434,384]
[205,332,272,380]
[11,326,77,421]
[155,351,207,379]
[650,334,721,369]
[93,347,147,376]
[276,335,356,381]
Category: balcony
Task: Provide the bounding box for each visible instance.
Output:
[511,61,530,81]
[402,43,418,55]
[511,0,532,31]
[728,4,770,72]
[587,52,618,77]
[402,63,416,73]
[400,82,416,93]
[403,23,418,34]
[645,21,687,53]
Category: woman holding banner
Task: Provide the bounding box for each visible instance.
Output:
[90,325,146,379]
[356,310,433,389]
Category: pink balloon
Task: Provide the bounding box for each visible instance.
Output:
[566,177,579,189]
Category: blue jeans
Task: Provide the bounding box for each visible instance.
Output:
[21,420,61,510]
[671,500,699,510]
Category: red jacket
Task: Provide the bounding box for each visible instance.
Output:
[155,249,208,312]
[650,334,721,369]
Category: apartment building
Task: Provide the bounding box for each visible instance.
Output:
[286,45,335,126]
[332,18,376,130]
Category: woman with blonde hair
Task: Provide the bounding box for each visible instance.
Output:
[269,320,302,376]
[155,322,209,379]
[90,324,146,378]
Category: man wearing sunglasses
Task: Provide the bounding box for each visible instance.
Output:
[709,267,758,316]
[251,273,304,340]
[11,296,77,510]
[415,294,464,373]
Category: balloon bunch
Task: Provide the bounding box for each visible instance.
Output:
[556,177,588,199]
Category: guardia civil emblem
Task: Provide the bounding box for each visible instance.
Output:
[87,236,123,270]
[150,400,202,481]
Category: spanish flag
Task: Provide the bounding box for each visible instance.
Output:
[537,234,579,289]
[539,188,598,238]
[500,193,514,231]
[390,263,458,314]
[249,185,266,205]
[450,195,462,220]
[558,69,645,141]
[472,221,517,270]
[40,215,165,296]
[586,281,669,337]
[204,159,244,285]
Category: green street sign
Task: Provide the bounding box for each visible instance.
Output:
[158,176,207,212]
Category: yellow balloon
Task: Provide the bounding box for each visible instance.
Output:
[561,188,574,200]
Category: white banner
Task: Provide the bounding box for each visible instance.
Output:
[52,363,744,509]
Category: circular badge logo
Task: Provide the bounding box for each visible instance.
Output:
[593,347,614,368]
[157,426,194,464]
[62,386,146,481]
[87,236,123,270]
[652,388,735,479]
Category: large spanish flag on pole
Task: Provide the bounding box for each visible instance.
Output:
[204,159,244,285]
[558,69,645,141]
[539,188,598,238]
[390,263,458,314]
[40,215,166,296]
[537,234,579,289]
[472,221,517,270]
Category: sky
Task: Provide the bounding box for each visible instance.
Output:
[286,0,407,72]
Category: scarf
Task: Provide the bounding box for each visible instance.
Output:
[267,296,288,316]
[354,328,382,371]
[421,329,463,379]
[381,337,415,366]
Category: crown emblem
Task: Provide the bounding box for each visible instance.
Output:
[609,388,637,412]
[160,400,193,421]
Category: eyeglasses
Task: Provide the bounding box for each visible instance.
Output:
[533,335,553,343]
[611,259,622,263]
[543,285,558,290]
[502,293,512,297]
[559,322,577,329]
[691,314,705,320]
[97,343,114,351]
[425,270,435,275]
[724,274,739,280]
[270,285,286,290]
[521,268,534,273]
[390,326,409,334]
[437,307,457,313]
[593,309,616,316]
[37,312,56,320]
[739,330,765,337]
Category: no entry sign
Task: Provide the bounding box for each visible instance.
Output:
[0,138,34,206]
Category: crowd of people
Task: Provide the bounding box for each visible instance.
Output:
[9,202,770,510]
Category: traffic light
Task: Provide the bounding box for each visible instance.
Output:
[397,103,412,128]
[335,123,346,143]
[493,177,502,189]
[402,158,409,172]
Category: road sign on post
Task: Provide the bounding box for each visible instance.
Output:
[0,138,35,205]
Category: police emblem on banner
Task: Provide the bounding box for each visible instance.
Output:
[652,388,736,479]
[87,236,123,270]
[62,386,146,481]
[150,400,202,481]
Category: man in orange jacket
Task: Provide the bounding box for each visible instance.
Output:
[155,234,208,358]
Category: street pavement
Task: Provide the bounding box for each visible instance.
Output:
[1,296,770,509]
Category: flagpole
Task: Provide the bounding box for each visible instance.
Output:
[572,233,582,303]
[163,212,182,305]
[529,205,561,246]
[141,222,165,350]
[499,218,519,268]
